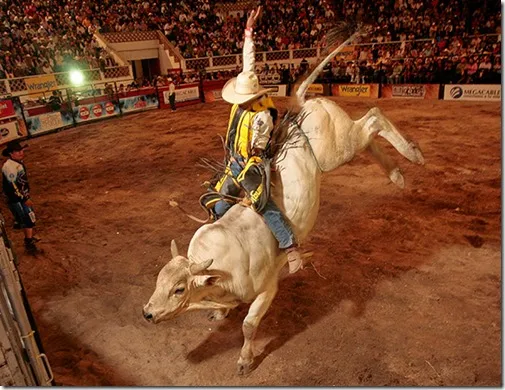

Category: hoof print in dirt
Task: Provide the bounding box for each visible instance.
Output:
[464,235,484,248]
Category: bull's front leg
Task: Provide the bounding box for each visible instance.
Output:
[237,283,278,375]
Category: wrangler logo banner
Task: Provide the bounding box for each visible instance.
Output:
[332,84,379,98]
[25,75,58,97]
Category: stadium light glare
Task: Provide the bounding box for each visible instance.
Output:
[69,70,84,86]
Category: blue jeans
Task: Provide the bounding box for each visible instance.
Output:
[8,202,35,228]
[214,158,296,249]
[261,199,295,249]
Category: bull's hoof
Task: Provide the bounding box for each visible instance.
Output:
[237,360,253,376]
[411,144,425,165]
[389,168,405,189]
[208,309,230,321]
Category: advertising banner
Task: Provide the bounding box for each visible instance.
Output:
[204,89,223,102]
[307,84,324,95]
[0,100,15,119]
[261,84,287,97]
[25,74,58,97]
[25,111,73,136]
[381,84,439,99]
[0,119,23,144]
[202,80,227,103]
[119,93,158,114]
[332,84,379,98]
[163,86,200,104]
[443,84,501,101]
[74,101,120,123]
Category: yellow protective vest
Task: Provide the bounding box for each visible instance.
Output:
[225,96,276,160]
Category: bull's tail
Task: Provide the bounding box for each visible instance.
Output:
[296,32,361,107]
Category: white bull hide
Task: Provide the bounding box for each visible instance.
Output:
[143,33,425,375]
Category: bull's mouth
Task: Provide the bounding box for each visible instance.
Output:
[143,309,180,324]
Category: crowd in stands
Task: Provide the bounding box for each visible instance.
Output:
[0,0,118,78]
[0,0,500,85]
[329,0,501,84]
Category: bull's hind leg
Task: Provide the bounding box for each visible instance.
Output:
[360,107,425,165]
[237,284,278,375]
[367,140,405,188]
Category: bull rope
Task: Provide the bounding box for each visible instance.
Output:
[169,192,244,224]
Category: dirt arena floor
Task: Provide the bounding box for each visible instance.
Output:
[8,96,500,386]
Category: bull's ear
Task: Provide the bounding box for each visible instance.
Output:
[189,258,213,275]
[171,240,179,258]
[192,274,220,288]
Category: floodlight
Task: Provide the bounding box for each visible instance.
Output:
[69,70,84,86]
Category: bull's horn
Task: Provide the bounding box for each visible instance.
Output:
[189,259,213,275]
[171,240,179,258]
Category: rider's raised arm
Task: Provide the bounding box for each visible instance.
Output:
[242,6,261,73]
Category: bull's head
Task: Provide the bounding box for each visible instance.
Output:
[143,240,215,324]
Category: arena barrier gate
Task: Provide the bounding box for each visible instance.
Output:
[0,82,499,145]
[0,216,54,385]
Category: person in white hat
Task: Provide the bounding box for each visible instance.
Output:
[210,6,303,274]
[167,77,176,111]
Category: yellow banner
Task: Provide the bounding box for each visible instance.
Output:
[25,75,58,97]
[338,84,371,97]
[307,84,324,94]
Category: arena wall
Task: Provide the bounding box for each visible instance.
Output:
[0,81,499,145]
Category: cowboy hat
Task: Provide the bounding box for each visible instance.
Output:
[222,71,274,105]
[2,140,28,157]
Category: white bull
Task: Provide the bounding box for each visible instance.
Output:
[143,34,425,375]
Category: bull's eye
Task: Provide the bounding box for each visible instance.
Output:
[174,287,185,295]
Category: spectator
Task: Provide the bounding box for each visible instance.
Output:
[48,91,62,111]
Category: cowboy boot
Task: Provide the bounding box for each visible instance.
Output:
[24,238,42,255]
[286,246,303,274]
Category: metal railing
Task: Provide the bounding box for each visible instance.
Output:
[184,33,500,71]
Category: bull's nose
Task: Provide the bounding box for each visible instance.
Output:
[143,309,153,321]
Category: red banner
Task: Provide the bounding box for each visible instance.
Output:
[0,100,15,119]
[202,80,227,102]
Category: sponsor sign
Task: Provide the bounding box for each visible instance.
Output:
[0,100,15,119]
[392,85,426,98]
[0,119,22,144]
[332,84,379,98]
[25,74,58,97]
[120,94,158,113]
[443,84,501,101]
[79,106,90,120]
[74,101,120,122]
[163,86,200,104]
[339,84,370,97]
[38,112,64,133]
[26,112,68,135]
[381,84,440,99]
[105,102,115,115]
[307,84,324,95]
[204,89,223,103]
[260,84,287,97]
